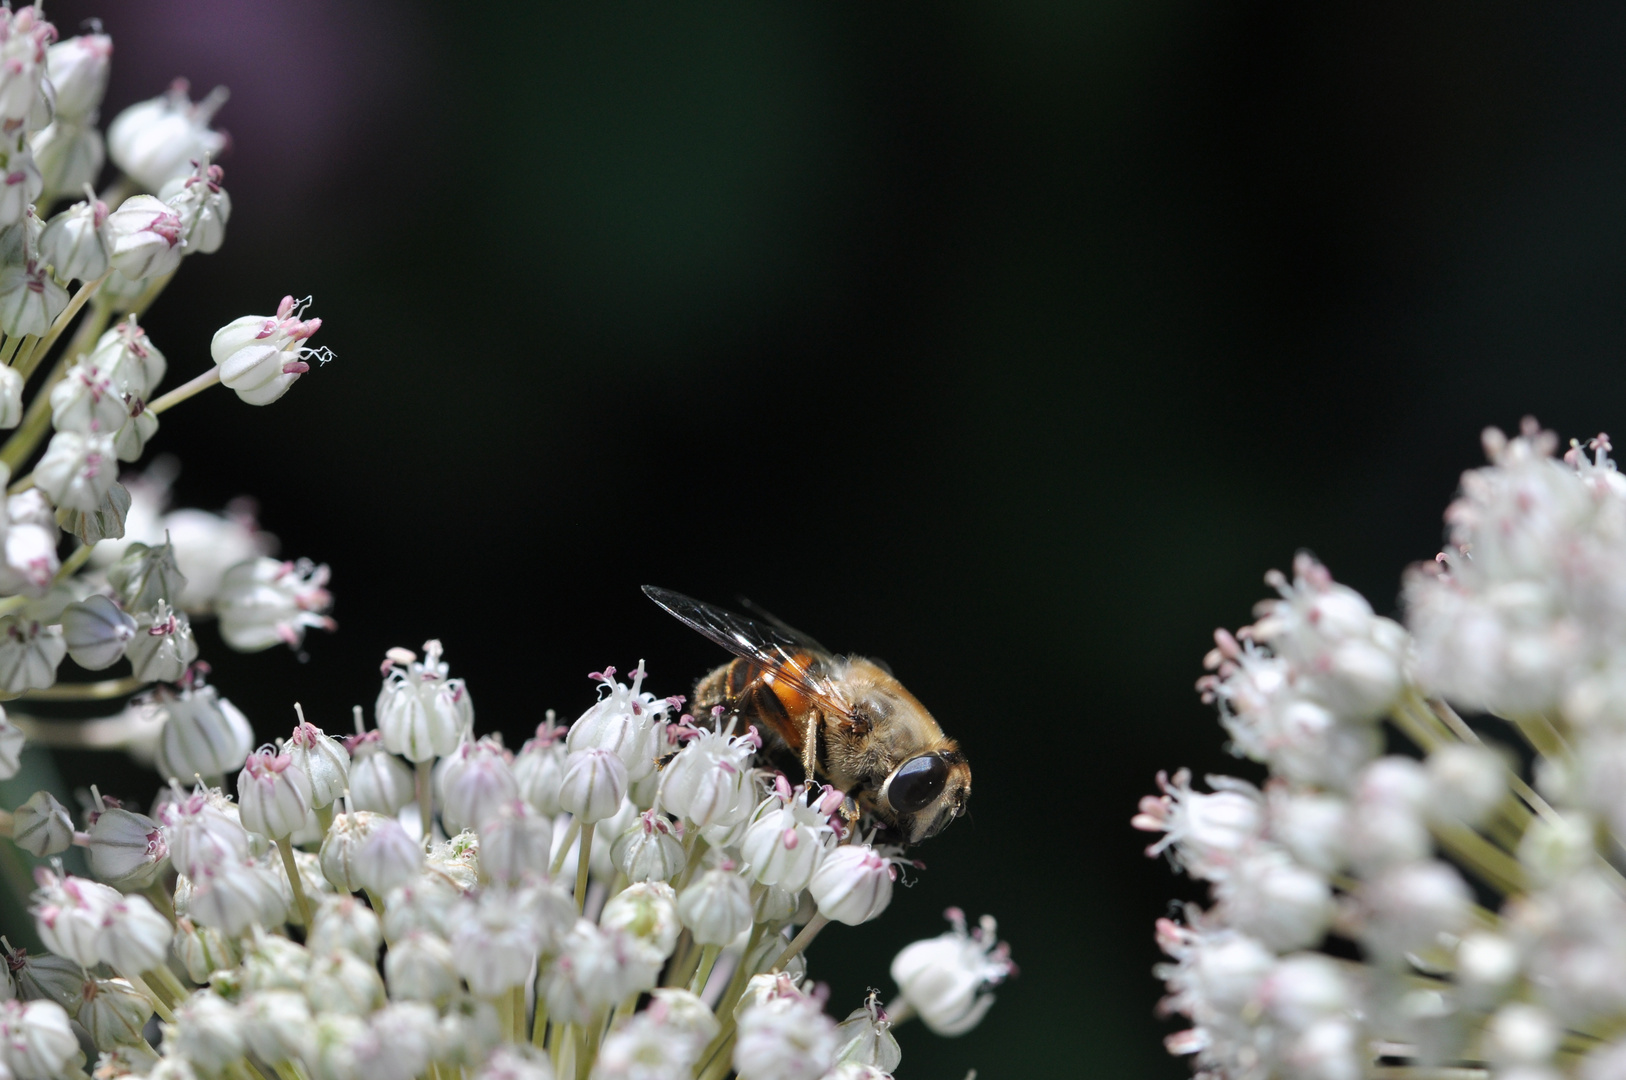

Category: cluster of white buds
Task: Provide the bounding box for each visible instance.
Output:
[1136,418,1626,1080]
[1,646,1012,1080]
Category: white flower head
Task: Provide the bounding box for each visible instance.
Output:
[1132,768,1265,882]
[212,295,330,406]
[216,557,335,652]
[375,640,472,763]
[566,662,677,781]
[107,79,227,190]
[892,908,1017,1038]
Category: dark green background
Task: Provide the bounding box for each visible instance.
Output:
[30,2,1626,1076]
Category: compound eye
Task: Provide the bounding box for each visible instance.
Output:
[888,755,949,814]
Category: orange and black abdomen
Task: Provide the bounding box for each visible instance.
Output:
[698,652,824,756]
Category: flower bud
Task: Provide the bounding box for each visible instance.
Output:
[89,317,166,400]
[47,35,111,120]
[600,881,682,964]
[566,664,672,781]
[0,615,64,692]
[183,860,284,937]
[0,259,65,336]
[0,498,57,597]
[155,686,254,783]
[475,1045,555,1080]
[475,798,553,885]
[365,1002,437,1080]
[596,1008,707,1078]
[307,948,386,1016]
[733,986,840,1080]
[834,993,901,1071]
[35,429,116,512]
[10,950,82,1013]
[740,785,835,893]
[559,748,629,823]
[612,809,686,883]
[354,813,424,896]
[12,790,71,856]
[656,715,757,826]
[285,716,348,809]
[159,787,251,879]
[214,295,326,406]
[216,557,335,652]
[30,869,118,967]
[78,977,151,1051]
[237,747,313,840]
[450,888,542,998]
[159,159,230,255]
[809,843,895,926]
[107,81,227,191]
[239,990,313,1065]
[0,998,82,1080]
[106,194,184,279]
[344,732,414,814]
[32,121,103,202]
[171,916,239,983]
[1360,859,1472,963]
[381,877,460,943]
[1426,742,1507,827]
[0,140,43,227]
[241,931,311,993]
[375,640,472,762]
[677,865,753,946]
[0,363,22,428]
[383,931,458,1006]
[86,805,168,888]
[515,720,568,815]
[539,919,631,1025]
[39,196,108,282]
[308,895,382,959]
[60,594,135,670]
[97,892,172,974]
[439,735,518,832]
[108,538,186,612]
[126,601,198,683]
[111,402,157,463]
[48,357,133,435]
[166,990,244,1076]
[890,910,1015,1037]
[0,713,22,778]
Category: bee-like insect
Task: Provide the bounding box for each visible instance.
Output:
[643,586,970,844]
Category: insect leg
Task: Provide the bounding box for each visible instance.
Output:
[802,713,818,781]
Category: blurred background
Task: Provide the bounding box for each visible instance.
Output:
[15,1,1626,1075]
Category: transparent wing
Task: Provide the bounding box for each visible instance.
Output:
[643,586,854,718]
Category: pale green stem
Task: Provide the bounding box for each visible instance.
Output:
[688,944,723,995]
[530,988,549,1048]
[142,879,178,926]
[770,914,828,973]
[550,818,580,876]
[415,760,434,842]
[510,985,526,1043]
[120,970,176,1022]
[574,823,594,912]
[314,803,334,835]
[22,674,149,701]
[149,962,189,1002]
[148,364,220,415]
[54,541,95,583]
[275,836,314,928]
[0,334,26,369]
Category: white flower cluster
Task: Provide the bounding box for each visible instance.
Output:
[3,648,1012,1080]
[0,11,1011,1080]
[0,3,344,793]
[1138,419,1626,1080]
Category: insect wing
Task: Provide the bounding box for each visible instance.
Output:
[642,586,853,718]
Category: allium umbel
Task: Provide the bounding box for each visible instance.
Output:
[1136,419,1626,1080]
[0,10,1010,1080]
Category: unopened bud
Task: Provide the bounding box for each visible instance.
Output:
[39,196,107,282]
[35,429,116,513]
[126,601,198,683]
[107,539,186,612]
[59,594,135,671]
[105,194,182,280]
[107,81,228,191]
[13,790,71,856]
[0,260,66,336]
